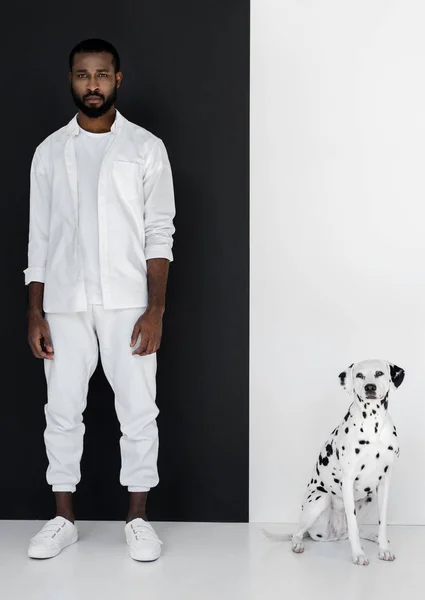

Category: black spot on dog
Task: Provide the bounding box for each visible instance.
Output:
[317,534,322,538]
[364,487,371,492]
[316,496,321,501]
[331,491,336,495]
[311,479,314,484]
[354,509,356,515]
[314,480,317,484]
[355,448,360,454]
[321,481,324,486]
[342,446,345,451]
[334,478,340,484]
[359,440,367,445]
[322,457,329,466]
[363,411,367,419]
[366,497,372,503]
[316,465,320,476]
[372,409,376,415]
[381,397,389,410]
[375,423,379,433]
[326,444,333,456]
[360,428,364,433]
[379,476,382,481]
[335,429,339,436]
[384,466,389,473]
[345,428,349,434]
[336,449,340,460]
[319,455,323,465]
[344,412,350,422]
[388,446,393,451]
[376,453,380,459]
[317,486,327,493]
[361,465,365,470]
[355,477,359,481]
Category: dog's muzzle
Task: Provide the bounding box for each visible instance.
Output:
[364,384,377,399]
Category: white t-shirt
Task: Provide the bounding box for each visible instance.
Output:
[74,127,113,304]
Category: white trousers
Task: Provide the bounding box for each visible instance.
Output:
[43,304,158,493]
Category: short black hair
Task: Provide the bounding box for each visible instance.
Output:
[69,38,121,72]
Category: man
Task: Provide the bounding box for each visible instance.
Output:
[24,38,175,562]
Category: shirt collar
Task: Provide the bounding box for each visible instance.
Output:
[66,108,124,137]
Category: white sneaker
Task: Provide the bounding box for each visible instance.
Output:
[125,518,163,561]
[28,517,78,559]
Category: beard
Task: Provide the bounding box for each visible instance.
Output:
[71,83,117,118]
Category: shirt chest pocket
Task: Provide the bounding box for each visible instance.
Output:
[111,160,143,203]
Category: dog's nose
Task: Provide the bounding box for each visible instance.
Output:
[364,384,377,393]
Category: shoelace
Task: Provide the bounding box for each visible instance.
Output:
[130,523,163,544]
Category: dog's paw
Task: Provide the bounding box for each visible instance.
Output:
[352,552,369,566]
[378,549,396,562]
[291,541,305,554]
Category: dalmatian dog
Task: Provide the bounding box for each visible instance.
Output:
[265,359,405,566]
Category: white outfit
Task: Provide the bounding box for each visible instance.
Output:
[24,110,174,493]
[44,304,158,493]
[23,109,175,313]
[74,126,113,303]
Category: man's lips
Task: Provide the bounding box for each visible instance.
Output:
[85,96,102,102]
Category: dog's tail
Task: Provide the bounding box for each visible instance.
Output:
[262,529,309,542]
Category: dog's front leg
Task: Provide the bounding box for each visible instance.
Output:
[342,475,369,566]
[378,467,396,561]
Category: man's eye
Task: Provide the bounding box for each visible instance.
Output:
[77,74,87,78]
[98,74,108,77]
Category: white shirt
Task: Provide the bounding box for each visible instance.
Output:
[74,127,113,304]
[23,110,176,313]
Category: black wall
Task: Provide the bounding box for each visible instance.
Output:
[0,1,249,521]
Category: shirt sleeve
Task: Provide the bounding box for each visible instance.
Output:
[23,147,51,285]
[143,138,176,262]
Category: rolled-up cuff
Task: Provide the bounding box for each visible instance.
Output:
[128,486,151,493]
[145,245,173,262]
[24,266,45,285]
[52,484,76,493]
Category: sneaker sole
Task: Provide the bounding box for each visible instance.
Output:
[129,548,161,562]
[28,531,78,559]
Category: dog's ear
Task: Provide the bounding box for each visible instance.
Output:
[338,363,354,395]
[387,362,405,390]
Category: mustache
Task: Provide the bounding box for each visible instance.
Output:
[83,92,104,100]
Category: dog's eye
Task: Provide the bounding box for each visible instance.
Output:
[356,373,364,379]
[375,371,384,377]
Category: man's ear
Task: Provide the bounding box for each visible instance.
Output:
[387,362,405,390]
[338,363,354,395]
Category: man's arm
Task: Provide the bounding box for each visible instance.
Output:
[130,139,176,356]
[23,148,51,287]
[146,257,170,315]
[24,148,54,359]
[28,281,44,317]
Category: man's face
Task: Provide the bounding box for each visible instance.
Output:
[69,51,122,118]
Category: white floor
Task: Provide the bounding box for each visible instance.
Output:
[0,521,423,600]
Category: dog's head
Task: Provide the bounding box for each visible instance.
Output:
[338,359,405,401]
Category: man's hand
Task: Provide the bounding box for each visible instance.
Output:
[28,311,54,360]
[130,308,163,356]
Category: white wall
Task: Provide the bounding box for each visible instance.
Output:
[250,0,425,524]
